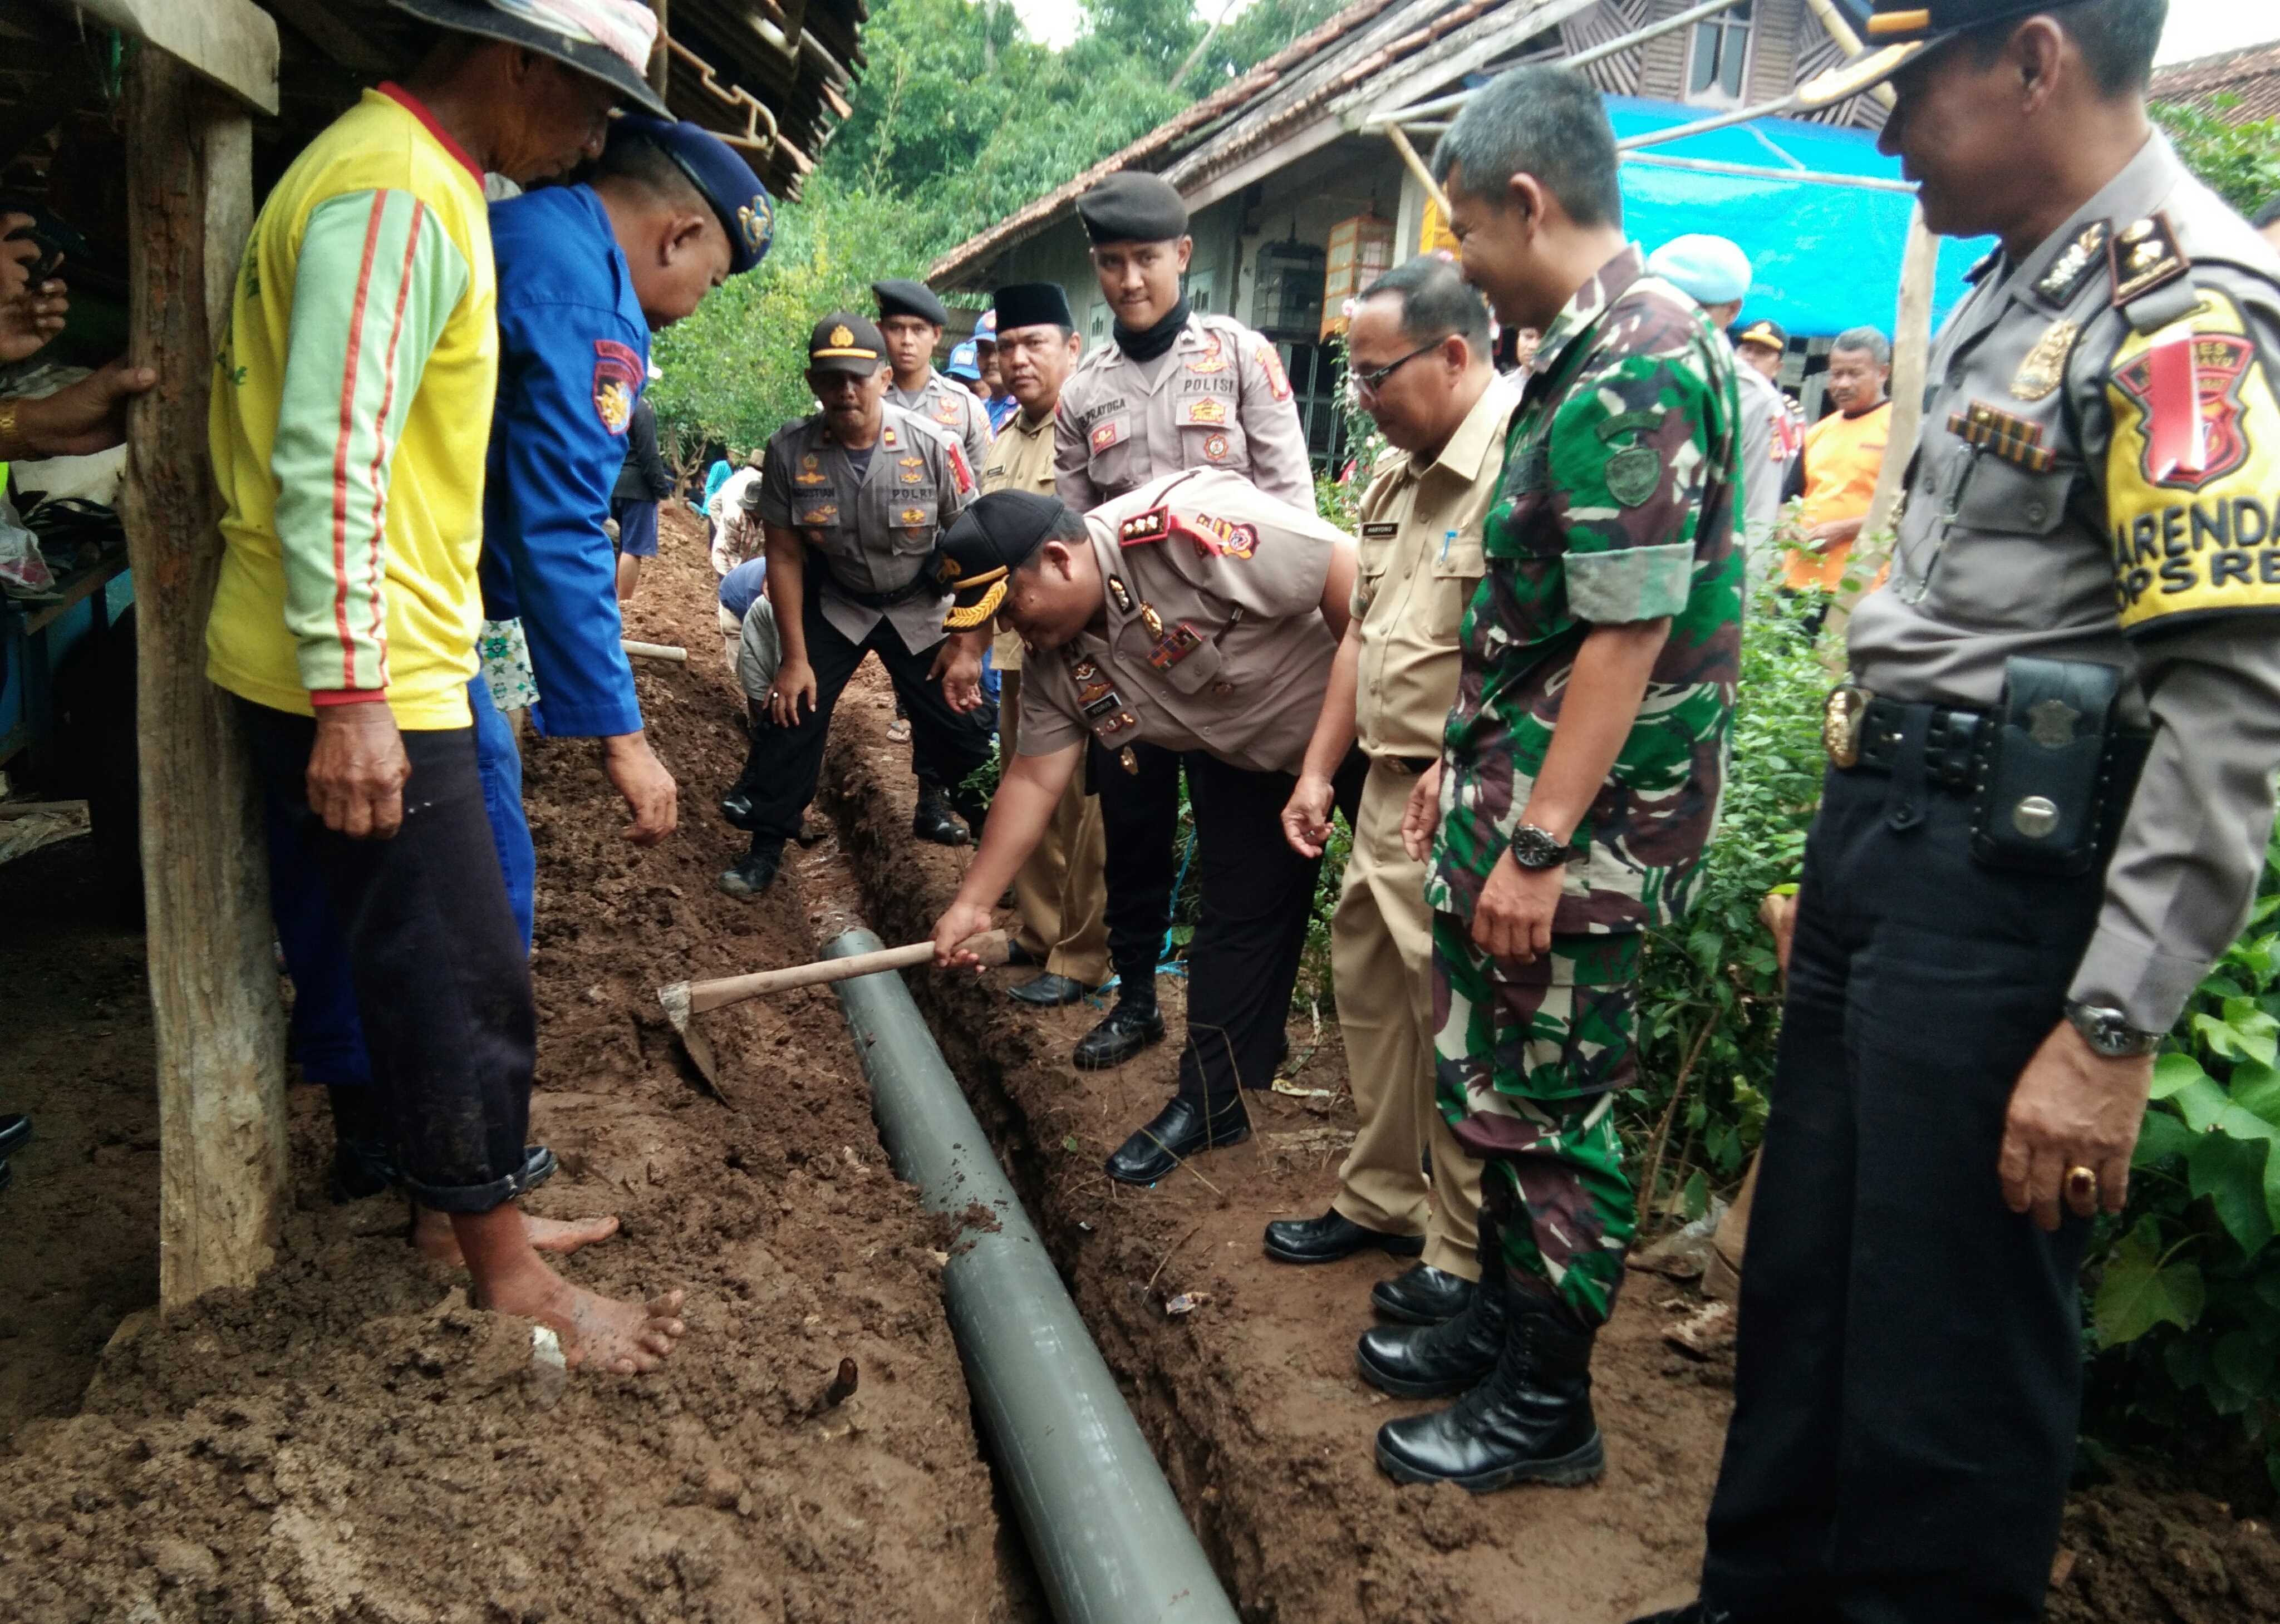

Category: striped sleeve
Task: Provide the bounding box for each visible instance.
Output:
[270,189,471,697]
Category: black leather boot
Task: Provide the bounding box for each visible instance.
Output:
[718,842,783,899]
[1373,1288,1604,1492]
[1073,991,1164,1069]
[1356,1214,1505,1397]
[913,781,968,845]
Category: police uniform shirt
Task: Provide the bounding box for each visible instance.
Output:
[1016,468,1343,775]
[1733,355,1795,549]
[755,401,972,654]
[980,406,1058,671]
[1053,311,1315,514]
[1849,131,2280,1032]
[887,367,994,471]
[1351,372,1521,760]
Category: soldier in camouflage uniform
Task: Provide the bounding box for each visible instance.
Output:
[1357,64,1742,1495]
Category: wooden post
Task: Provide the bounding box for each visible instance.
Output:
[119,51,287,1310]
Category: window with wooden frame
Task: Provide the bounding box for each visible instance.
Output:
[1686,0,1755,105]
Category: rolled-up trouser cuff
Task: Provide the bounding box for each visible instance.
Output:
[402,1144,557,1215]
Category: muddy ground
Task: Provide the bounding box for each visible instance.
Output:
[4,498,2280,1622]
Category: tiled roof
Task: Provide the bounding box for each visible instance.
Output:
[2150,41,2280,125]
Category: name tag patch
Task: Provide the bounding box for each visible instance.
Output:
[1362,521,1401,539]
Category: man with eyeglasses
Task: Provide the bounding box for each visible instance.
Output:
[1269,257,1516,1335]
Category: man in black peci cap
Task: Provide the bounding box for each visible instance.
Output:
[1641,1,2280,1618]
[715,313,996,896]
[874,277,995,470]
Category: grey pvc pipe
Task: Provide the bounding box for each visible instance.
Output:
[824,929,1238,1624]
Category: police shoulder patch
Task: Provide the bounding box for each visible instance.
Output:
[2105,288,2280,634]
[592,339,643,435]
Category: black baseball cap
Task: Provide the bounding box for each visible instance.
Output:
[387,0,669,116]
[936,491,1069,629]
[1796,0,2063,107]
[808,312,885,376]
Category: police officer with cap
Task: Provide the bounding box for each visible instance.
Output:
[1053,168,1318,1077]
[716,313,995,897]
[927,471,1365,1184]
[875,276,995,470]
[1731,317,1803,532]
[1642,1,2280,1618]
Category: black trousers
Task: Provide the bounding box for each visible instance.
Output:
[732,587,997,852]
[239,700,541,1213]
[1702,756,2105,1623]
[1094,739,1191,994]
[1147,747,1364,1108]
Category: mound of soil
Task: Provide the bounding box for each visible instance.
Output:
[0,510,1026,1623]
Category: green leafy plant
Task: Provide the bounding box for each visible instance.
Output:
[2151,97,2280,218]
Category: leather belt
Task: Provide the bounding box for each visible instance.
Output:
[1379,754,1438,776]
[1845,696,1983,790]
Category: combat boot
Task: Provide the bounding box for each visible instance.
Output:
[913,780,969,845]
[1373,1288,1604,1493]
[1355,1215,1505,1398]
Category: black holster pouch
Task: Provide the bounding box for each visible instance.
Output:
[1967,656,2127,876]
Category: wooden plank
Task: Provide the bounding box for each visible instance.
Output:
[75,0,279,115]
[119,51,287,1312]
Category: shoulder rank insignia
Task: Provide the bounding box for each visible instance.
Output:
[1118,505,1171,547]
[591,338,643,435]
[794,451,829,486]
[1105,574,1135,613]
[882,426,900,448]
[1178,512,1260,560]
[2010,319,2080,402]
[2109,213,2189,308]
[2035,220,2108,306]
[1186,334,1228,375]
[1947,401,2057,473]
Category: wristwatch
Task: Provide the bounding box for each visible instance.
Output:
[2063,999,2164,1059]
[1507,824,1569,870]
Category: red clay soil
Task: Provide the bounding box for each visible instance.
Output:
[0,509,1030,1623]
[814,654,2280,1624]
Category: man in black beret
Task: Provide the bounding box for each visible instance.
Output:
[874,275,994,470]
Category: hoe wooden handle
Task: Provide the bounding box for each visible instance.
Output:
[686,930,1010,1013]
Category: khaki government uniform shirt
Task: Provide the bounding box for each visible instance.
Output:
[887,367,994,471]
[755,402,971,655]
[980,406,1058,671]
[1849,131,2280,1031]
[1350,373,1521,761]
[1016,469,1343,776]
[1053,311,1315,514]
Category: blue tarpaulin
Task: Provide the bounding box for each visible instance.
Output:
[1604,96,1996,339]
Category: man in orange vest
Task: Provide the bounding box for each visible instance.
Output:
[1781,327,1892,622]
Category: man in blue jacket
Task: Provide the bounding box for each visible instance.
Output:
[278,116,774,1239]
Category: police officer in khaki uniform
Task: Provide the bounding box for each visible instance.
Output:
[875,277,994,472]
[717,313,995,898]
[1643,2,2280,1618]
[1053,170,1318,1075]
[980,282,1112,1007]
[927,470,1367,1184]
[1269,258,1507,1321]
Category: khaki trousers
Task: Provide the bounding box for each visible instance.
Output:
[1330,756,1484,1277]
[1001,673,1109,987]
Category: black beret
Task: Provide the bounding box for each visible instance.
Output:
[807,312,885,375]
[1733,318,1788,352]
[609,115,775,274]
[873,278,949,326]
[992,282,1075,333]
[1076,173,1188,246]
[936,490,1069,630]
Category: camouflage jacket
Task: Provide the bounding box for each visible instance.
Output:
[1428,244,1745,933]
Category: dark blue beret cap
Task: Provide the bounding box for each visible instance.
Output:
[611,115,775,275]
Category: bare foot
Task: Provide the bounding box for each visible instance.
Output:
[449,1206,687,1375]
[412,1205,621,1267]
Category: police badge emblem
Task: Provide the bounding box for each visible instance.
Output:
[1823,684,1870,769]
[591,338,643,434]
[2010,319,2078,402]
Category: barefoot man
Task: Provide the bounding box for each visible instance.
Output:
[206,0,686,1372]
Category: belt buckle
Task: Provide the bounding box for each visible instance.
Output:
[1824,683,1873,769]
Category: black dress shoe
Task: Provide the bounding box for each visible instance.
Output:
[718,845,783,898]
[1105,1094,1250,1186]
[1005,939,1041,968]
[720,790,757,830]
[1073,998,1164,1070]
[0,1112,28,1158]
[913,781,969,845]
[1373,1263,1476,1326]
[1009,973,1092,1007]
[1262,1209,1425,1265]
[1374,1291,1603,1493]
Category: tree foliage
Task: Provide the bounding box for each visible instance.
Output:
[2150,97,2280,218]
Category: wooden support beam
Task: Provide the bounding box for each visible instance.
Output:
[119,50,287,1312]
[74,0,279,115]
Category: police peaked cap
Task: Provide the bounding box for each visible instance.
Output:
[1734,318,1789,352]
[1077,173,1189,245]
[1647,234,1752,305]
[873,278,950,327]
[1796,0,2073,107]
[610,116,775,274]
[936,490,1069,630]
[807,312,886,375]
[993,282,1075,333]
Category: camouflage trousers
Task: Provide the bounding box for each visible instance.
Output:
[1432,918,1640,1327]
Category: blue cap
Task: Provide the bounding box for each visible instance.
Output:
[1646,234,1752,306]
[946,339,983,381]
[610,116,775,275]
